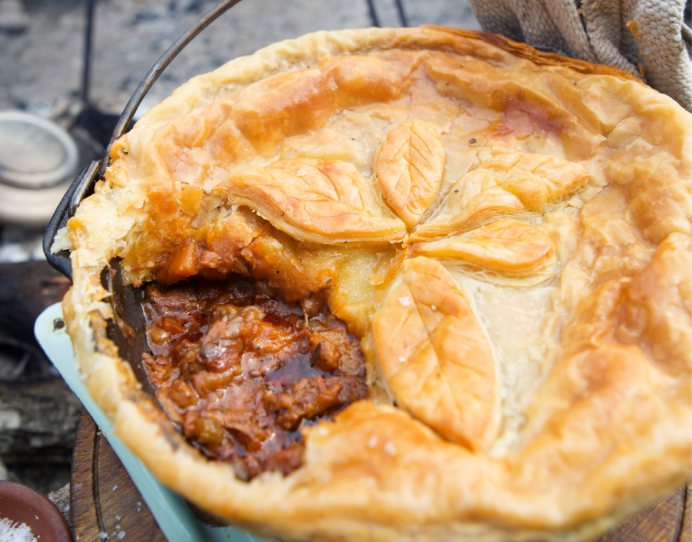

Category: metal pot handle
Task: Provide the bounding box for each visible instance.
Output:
[43,0,243,280]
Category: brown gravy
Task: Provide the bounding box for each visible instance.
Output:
[142,276,367,480]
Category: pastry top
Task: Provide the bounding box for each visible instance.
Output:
[59,26,691,542]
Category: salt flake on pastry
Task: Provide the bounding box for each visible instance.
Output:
[216,158,406,245]
[412,219,556,286]
[376,120,445,228]
[413,152,590,239]
[371,257,500,451]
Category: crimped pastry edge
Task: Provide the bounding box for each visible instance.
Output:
[62,26,690,542]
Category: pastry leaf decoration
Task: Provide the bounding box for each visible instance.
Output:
[412,219,556,285]
[376,120,445,228]
[216,158,406,245]
[412,152,590,240]
[372,257,500,451]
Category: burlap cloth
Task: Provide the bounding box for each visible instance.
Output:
[468,0,692,111]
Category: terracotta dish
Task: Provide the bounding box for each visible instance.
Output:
[0,481,72,542]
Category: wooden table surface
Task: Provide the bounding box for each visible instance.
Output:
[70,410,167,542]
[70,409,691,542]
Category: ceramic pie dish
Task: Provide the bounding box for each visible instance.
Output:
[53,26,691,542]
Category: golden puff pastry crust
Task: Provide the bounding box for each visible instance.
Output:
[58,25,691,542]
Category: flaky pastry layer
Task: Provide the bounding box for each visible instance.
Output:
[59,26,691,542]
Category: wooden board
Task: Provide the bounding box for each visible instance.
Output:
[70,410,166,542]
[596,485,690,542]
[71,408,691,541]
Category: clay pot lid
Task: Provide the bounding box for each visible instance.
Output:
[0,481,72,542]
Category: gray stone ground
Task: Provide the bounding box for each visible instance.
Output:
[0,0,480,118]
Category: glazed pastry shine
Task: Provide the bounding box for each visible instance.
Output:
[59,26,691,542]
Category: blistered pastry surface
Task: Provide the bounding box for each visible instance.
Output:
[62,26,691,542]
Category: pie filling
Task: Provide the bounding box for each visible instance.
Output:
[141,276,368,480]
